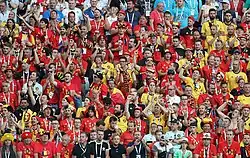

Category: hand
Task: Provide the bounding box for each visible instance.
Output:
[28,80,33,87]
[134,140,140,146]
[70,90,76,97]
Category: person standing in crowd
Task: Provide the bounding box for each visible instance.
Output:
[0,133,16,158]
[89,130,110,158]
[110,133,126,158]
[127,131,150,158]
[72,132,90,158]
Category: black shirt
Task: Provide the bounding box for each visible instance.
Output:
[89,141,110,158]
[109,144,126,158]
[72,143,90,158]
[104,129,116,140]
[127,141,147,158]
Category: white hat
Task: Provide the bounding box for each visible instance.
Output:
[181,137,189,143]
[221,0,230,4]
[203,133,211,139]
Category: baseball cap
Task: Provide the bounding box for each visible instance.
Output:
[203,133,211,139]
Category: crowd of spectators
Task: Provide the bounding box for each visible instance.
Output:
[1,0,250,157]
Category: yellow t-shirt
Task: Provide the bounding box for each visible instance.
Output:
[184,77,206,100]
[193,51,209,68]
[178,58,189,69]
[141,93,160,105]
[238,95,250,105]
[148,114,167,127]
[224,23,237,35]
[104,115,128,133]
[205,36,227,53]
[201,20,226,36]
[244,117,250,132]
[76,107,87,118]
[225,71,248,91]
[91,62,115,84]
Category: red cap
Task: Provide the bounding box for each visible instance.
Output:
[134,106,142,112]
[21,132,32,140]
[188,16,195,22]
[118,10,126,16]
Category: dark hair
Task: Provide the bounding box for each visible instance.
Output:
[40,18,49,25]
[109,116,118,123]
[64,72,73,77]
[68,11,75,17]
[117,103,125,112]
[96,120,105,127]
[209,8,217,13]
[86,106,97,118]
[173,36,180,40]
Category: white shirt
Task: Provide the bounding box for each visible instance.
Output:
[22,82,43,95]
[152,141,173,153]
[0,10,10,23]
[142,134,156,143]
[167,95,180,106]
[62,7,83,24]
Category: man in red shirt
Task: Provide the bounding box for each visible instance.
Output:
[111,24,130,62]
[17,132,35,158]
[110,10,132,36]
[34,132,56,158]
[0,81,17,110]
[149,2,164,31]
[56,134,74,158]
[120,120,135,147]
[60,106,74,133]
[218,129,241,158]
[51,72,80,109]
[193,133,217,158]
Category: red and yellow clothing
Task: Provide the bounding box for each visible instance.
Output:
[34,142,56,158]
[193,143,217,158]
[56,143,74,158]
[81,117,98,133]
[120,130,134,147]
[0,92,17,109]
[90,19,106,37]
[17,141,36,158]
[218,141,241,158]
[60,119,74,133]
[150,10,164,30]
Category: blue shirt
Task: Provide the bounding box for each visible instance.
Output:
[125,10,141,28]
[43,10,64,22]
[153,0,176,12]
[170,5,191,29]
[84,7,103,19]
[186,0,202,21]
